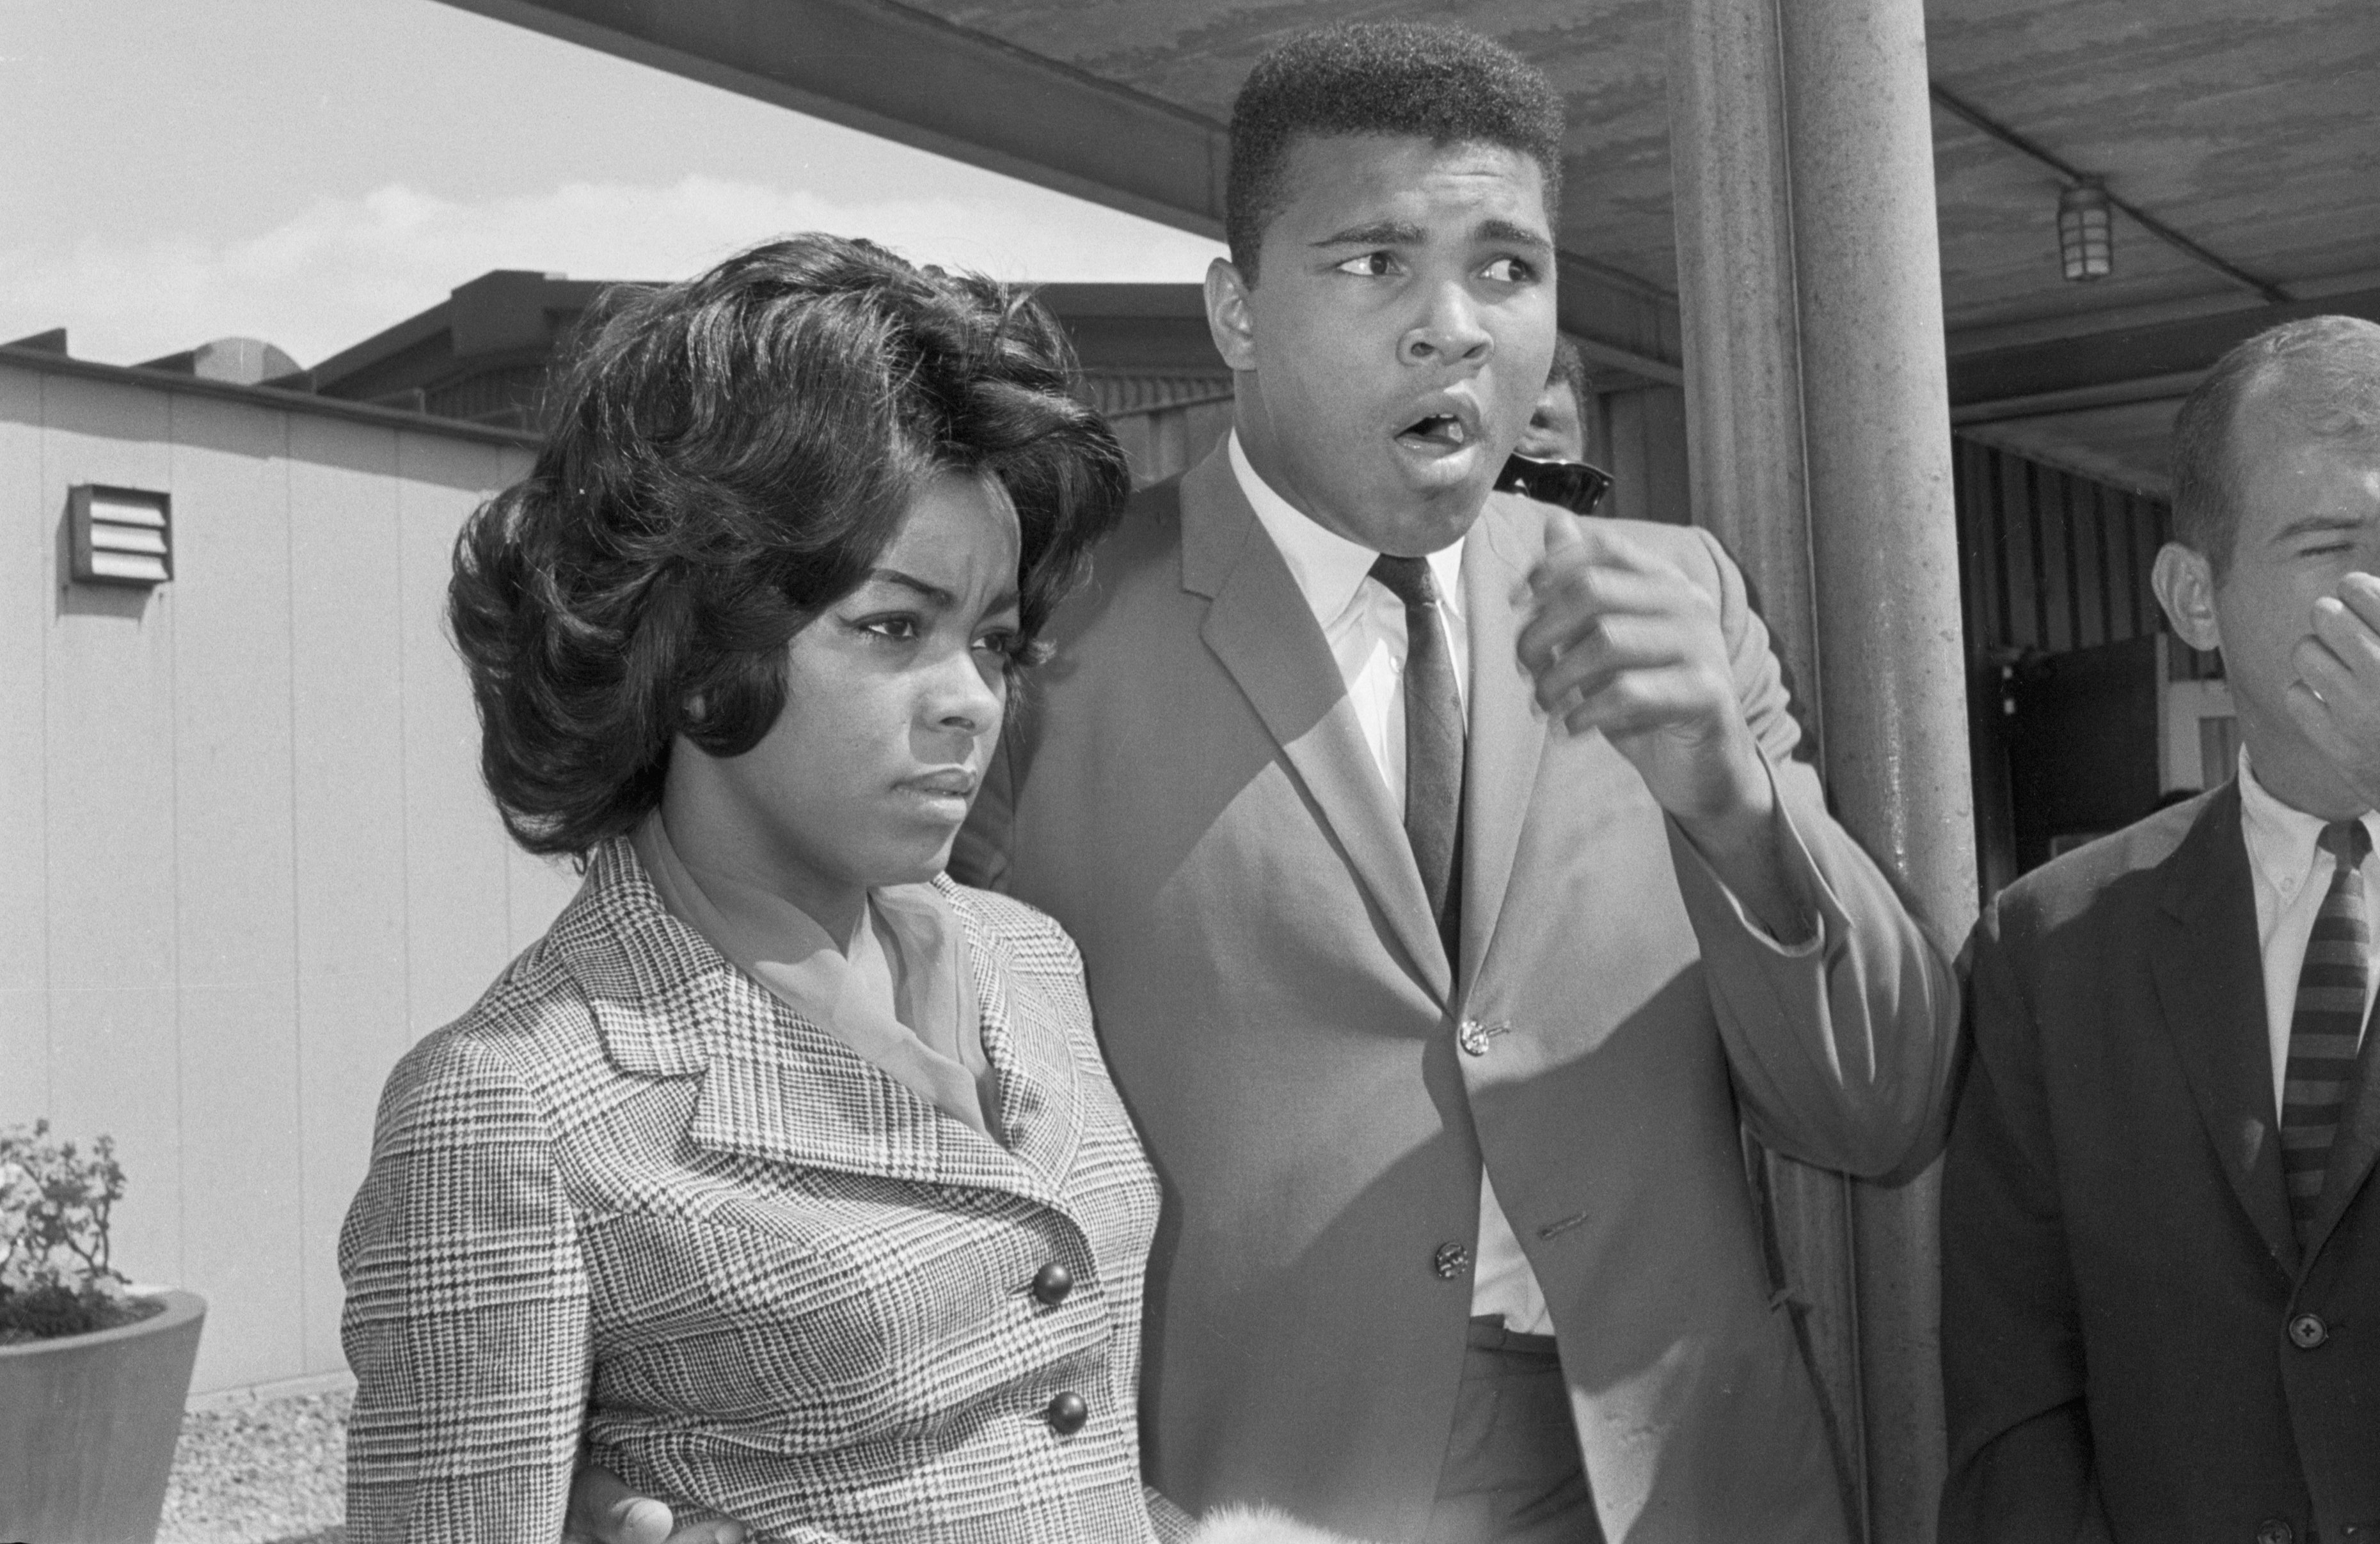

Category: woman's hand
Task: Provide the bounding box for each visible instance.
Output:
[564,1463,749,1544]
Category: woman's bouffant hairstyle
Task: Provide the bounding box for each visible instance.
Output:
[448,233,1131,859]
[1225,22,1567,282]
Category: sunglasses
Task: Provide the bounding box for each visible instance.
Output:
[1495,453,1614,516]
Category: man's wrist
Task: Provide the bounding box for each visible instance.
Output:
[1673,755,1818,945]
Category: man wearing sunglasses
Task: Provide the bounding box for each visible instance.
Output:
[1509,335,1603,484]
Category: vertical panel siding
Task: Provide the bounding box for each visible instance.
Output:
[1106,393,1232,487]
[1954,437,2178,894]
[0,362,564,1396]
[37,374,186,1287]
[286,414,416,1383]
[166,393,307,1392]
[1601,384,1694,526]
[0,367,47,1121]
[1951,437,2170,656]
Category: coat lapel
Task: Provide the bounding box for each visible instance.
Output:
[944,881,1088,1193]
[1455,496,1551,997]
[563,841,1075,1215]
[1179,446,1450,1000]
[2150,782,2300,1274]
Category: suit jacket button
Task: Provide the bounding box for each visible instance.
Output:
[2257,1520,2296,1544]
[1031,1262,1074,1306]
[1434,1241,1472,1279]
[1458,1019,1491,1056]
[2288,1312,2328,1350]
[1045,1391,1088,1435]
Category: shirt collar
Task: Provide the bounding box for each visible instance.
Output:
[1228,430,1466,631]
[2238,746,2380,891]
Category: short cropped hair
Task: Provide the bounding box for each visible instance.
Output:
[1548,333,1591,409]
[2171,313,2380,576]
[448,234,1130,858]
[1226,22,1567,281]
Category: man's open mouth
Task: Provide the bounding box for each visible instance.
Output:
[1397,413,1473,450]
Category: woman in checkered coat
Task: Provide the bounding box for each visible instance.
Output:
[338,237,1299,1544]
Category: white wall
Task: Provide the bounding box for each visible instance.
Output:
[0,359,581,1395]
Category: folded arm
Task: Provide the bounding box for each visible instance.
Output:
[340,1030,592,1543]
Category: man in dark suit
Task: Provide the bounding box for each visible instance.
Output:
[1940,315,2380,1543]
[578,22,1957,1544]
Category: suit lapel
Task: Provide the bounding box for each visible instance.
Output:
[1456,497,1551,996]
[2150,782,2301,1273]
[1180,447,1450,1000]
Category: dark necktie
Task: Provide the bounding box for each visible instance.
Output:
[2280,819,2374,1246]
[1370,554,1464,963]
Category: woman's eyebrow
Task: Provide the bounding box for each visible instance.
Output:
[862,568,953,606]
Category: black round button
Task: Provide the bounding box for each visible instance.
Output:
[2288,1312,2328,1350]
[1031,1262,1074,1307]
[1433,1241,1472,1280]
[2255,1520,2294,1544]
[1045,1391,1088,1435]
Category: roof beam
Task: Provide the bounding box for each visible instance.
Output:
[442,0,1227,235]
[1948,285,2380,411]
[435,0,1687,380]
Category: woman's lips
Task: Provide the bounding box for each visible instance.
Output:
[900,768,979,821]
[904,768,978,797]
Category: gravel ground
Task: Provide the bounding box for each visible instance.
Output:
[156,1389,348,1544]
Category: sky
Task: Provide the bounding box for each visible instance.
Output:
[0,0,1227,368]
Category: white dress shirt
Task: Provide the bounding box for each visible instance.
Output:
[1230,432,1555,1337]
[2236,750,2380,1121]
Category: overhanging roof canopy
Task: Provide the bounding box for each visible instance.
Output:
[446,0,2380,494]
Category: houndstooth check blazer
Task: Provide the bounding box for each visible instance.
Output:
[340,838,1172,1543]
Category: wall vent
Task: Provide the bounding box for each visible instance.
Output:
[69,485,172,587]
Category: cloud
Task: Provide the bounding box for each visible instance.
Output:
[0,175,1223,367]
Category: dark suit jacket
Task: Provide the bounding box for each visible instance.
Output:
[958,445,1958,1543]
[1942,782,2380,1544]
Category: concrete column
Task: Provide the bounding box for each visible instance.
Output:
[1668,0,1977,1540]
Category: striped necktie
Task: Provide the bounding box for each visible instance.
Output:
[1370,554,1464,963]
[2280,819,2374,1247]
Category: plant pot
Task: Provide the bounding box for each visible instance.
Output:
[0,1289,206,1544]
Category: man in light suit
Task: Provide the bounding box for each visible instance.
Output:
[581,22,1955,1544]
[955,24,1954,1543]
[1940,316,2380,1543]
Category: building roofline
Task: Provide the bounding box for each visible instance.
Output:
[286,307,457,395]
[292,270,632,396]
[0,344,544,448]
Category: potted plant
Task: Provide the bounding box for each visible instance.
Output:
[0,1120,206,1544]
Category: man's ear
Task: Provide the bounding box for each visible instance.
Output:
[2152,541,2224,652]
[1205,256,1258,373]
